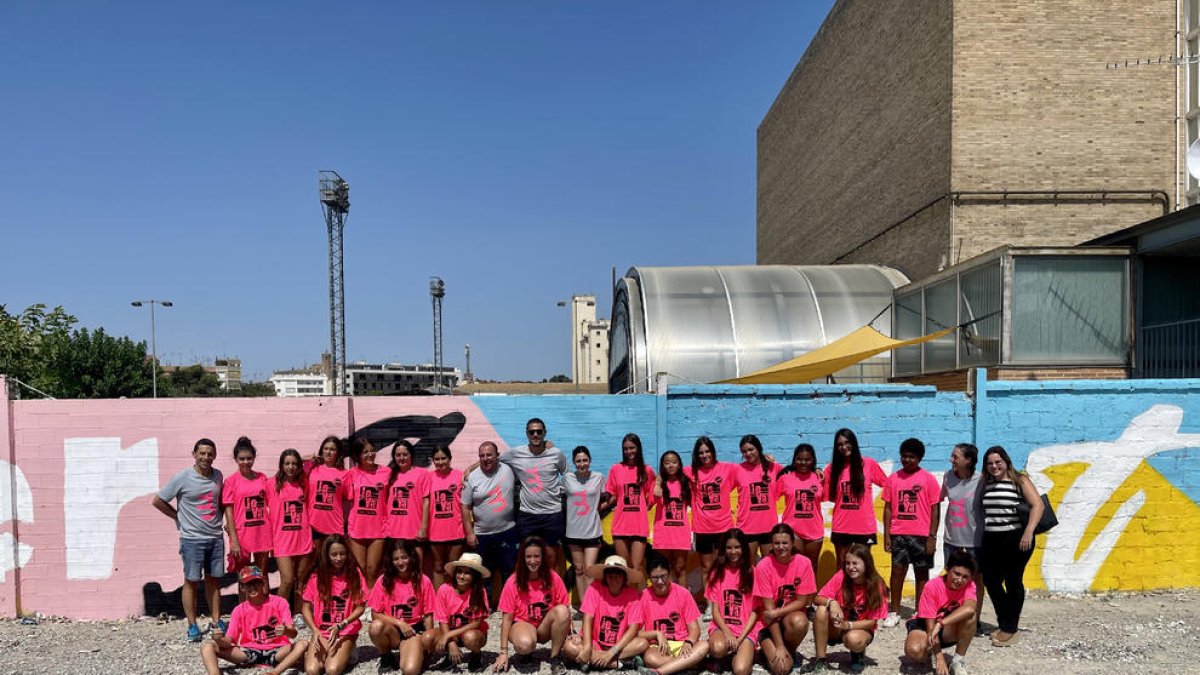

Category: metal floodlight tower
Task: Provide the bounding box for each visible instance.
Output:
[319,171,350,395]
[429,277,445,392]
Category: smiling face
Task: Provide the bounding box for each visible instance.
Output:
[740,443,760,465]
[844,552,865,581]
[724,537,743,565]
[945,565,972,591]
[697,443,716,468]
[328,541,348,570]
[524,545,543,575]
[455,567,475,591]
[835,434,854,458]
[392,547,413,576]
[662,453,680,477]
[900,450,921,473]
[770,532,793,560]
[622,440,639,464]
[243,578,266,600]
[320,440,340,467]
[358,441,377,469]
[985,452,1009,479]
[479,443,499,473]
[574,452,591,473]
[648,566,671,596]
[235,448,256,475]
[432,449,451,473]
[193,444,217,473]
[282,454,302,481]
[792,449,815,475]
[604,568,627,594]
[392,444,413,471]
[525,422,547,448]
[950,447,970,474]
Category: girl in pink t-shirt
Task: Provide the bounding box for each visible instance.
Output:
[222,436,272,573]
[301,535,366,675]
[433,554,492,669]
[367,540,436,675]
[494,536,573,672]
[202,565,308,675]
[812,542,889,673]
[651,450,693,586]
[606,433,656,572]
[562,556,649,669]
[734,435,782,559]
[904,549,980,675]
[773,443,825,574]
[306,436,346,552]
[384,441,431,544]
[753,524,817,675]
[824,428,888,569]
[684,436,738,593]
[269,448,312,617]
[705,529,761,675]
[427,444,466,588]
[344,436,389,583]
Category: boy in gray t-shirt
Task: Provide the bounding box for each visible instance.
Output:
[152,438,226,642]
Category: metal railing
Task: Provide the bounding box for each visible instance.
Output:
[1139,318,1200,378]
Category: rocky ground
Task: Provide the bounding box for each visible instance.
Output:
[1,590,1198,674]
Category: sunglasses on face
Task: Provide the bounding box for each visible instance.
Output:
[527,429,546,436]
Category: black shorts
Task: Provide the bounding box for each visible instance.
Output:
[890,535,933,569]
[517,510,565,547]
[564,536,603,548]
[942,543,977,564]
[430,538,466,547]
[906,619,957,648]
[830,532,877,547]
[827,629,875,646]
[695,532,724,554]
[241,648,279,667]
[611,534,648,543]
[744,531,772,545]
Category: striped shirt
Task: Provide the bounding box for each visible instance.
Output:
[981,480,1023,533]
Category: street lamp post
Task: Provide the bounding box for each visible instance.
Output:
[131,299,173,398]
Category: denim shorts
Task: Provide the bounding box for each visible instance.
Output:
[180,537,225,582]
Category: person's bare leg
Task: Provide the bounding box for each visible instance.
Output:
[569,545,590,604]
[183,579,200,627]
[890,563,908,614]
[731,637,756,675]
[914,566,930,609]
[399,634,427,675]
[204,576,223,625]
[782,611,810,652]
[277,555,297,613]
[325,637,356,675]
[613,538,630,564]
[647,640,710,675]
[348,538,369,578]
[366,538,387,584]
[270,640,309,675]
[628,539,647,572]
[432,543,450,587]
[510,622,538,656]
[542,604,571,657]
[813,606,831,660]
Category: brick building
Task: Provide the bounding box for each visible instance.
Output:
[757,0,1182,282]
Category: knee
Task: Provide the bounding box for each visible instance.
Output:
[905,639,926,661]
[512,635,535,654]
[401,664,421,675]
[368,621,385,639]
[844,633,869,651]
[549,604,570,624]
[200,640,217,657]
[733,660,753,675]
[464,631,486,650]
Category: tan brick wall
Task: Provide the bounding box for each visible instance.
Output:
[891,365,1129,391]
[757,0,952,268]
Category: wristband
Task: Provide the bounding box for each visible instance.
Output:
[684,640,694,646]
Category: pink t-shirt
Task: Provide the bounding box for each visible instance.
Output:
[823,458,888,535]
[368,574,436,624]
[306,464,346,536]
[817,571,889,623]
[428,468,466,542]
[385,467,431,540]
[606,464,655,537]
[268,480,311,558]
[733,461,781,535]
[640,583,700,641]
[651,479,692,550]
[302,569,368,636]
[497,572,570,627]
[581,582,643,649]
[222,471,272,553]
[435,583,490,632]
[773,471,825,541]
[883,468,941,536]
[685,462,736,534]
[753,554,816,609]
[705,566,762,639]
[916,575,976,621]
[345,465,390,539]
[226,594,293,650]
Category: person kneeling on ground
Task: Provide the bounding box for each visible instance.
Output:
[368,540,436,675]
[637,554,710,675]
[202,566,309,675]
[755,524,816,674]
[809,543,888,673]
[563,555,650,671]
[903,550,978,675]
[432,553,492,670]
[493,536,573,673]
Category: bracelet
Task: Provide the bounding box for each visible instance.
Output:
[684,640,694,646]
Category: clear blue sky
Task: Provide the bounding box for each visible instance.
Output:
[2,1,834,382]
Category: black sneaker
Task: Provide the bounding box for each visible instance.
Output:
[379,650,400,672]
[467,653,484,671]
[550,659,567,675]
[849,652,865,673]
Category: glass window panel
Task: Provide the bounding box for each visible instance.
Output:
[894,291,922,375]
[1011,256,1128,363]
[924,279,958,371]
[959,262,1002,367]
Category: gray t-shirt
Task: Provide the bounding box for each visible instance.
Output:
[562,471,605,540]
[499,444,569,515]
[461,463,517,535]
[940,470,983,548]
[158,466,225,540]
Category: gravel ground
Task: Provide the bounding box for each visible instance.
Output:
[2,590,1199,675]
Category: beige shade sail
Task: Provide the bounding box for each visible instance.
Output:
[719,325,956,385]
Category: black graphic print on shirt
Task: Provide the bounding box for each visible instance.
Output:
[390,482,415,515]
[282,500,304,531]
[391,596,420,622]
[896,485,923,521]
[242,494,267,527]
[320,594,349,626]
[357,485,380,515]
[792,489,817,519]
[250,615,280,644]
[722,590,744,627]
[597,610,624,647]
[653,611,684,640]
[434,484,460,519]
[839,480,859,510]
[622,483,642,511]
[775,576,806,606]
[527,590,553,625]
[700,477,723,511]
[314,481,338,511]
[748,480,770,511]
[663,497,685,526]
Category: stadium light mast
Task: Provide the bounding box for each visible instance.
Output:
[319,171,350,395]
[430,277,445,393]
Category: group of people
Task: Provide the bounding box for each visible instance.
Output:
[153,418,1045,675]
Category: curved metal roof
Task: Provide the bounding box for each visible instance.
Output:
[609,265,909,393]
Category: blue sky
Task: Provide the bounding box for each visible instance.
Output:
[2,1,834,382]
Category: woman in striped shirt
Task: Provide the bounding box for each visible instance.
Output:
[978,446,1043,648]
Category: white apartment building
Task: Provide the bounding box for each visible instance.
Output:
[564,295,610,385]
[269,370,331,397]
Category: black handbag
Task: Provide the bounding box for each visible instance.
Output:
[1016,492,1058,535]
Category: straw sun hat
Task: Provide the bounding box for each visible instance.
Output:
[445,552,491,578]
[586,555,644,586]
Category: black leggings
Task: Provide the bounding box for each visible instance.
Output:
[980,530,1034,633]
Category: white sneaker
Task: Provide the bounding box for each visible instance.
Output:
[293,613,306,630]
[882,612,901,628]
[362,607,373,623]
[949,654,968,675]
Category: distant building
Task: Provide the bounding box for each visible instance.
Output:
[270,369,330,397]
[564,295,610,385]
[342,362,462,396]
[213,358,242,391]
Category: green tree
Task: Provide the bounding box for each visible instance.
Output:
[162,365,225,398]
[49,327,154,398]
[0,304,77,394]
[238,381,276,397]
[547,374,572,383]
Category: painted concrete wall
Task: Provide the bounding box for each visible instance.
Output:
[0,374,1196,619]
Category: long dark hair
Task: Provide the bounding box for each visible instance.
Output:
[982,445,1022,484]
[233,435,257,459]
[622,433,648,484]
[658,450,691,505]
[275,448,307,497]
[381,539,424,608]
[452,566,489,618]
[516,536,552,592]
[388,440,415,485]
[738,434,774,484]
[317,436,344,468]
[953,443,979,475]
[778,443,816,477]
[841,543,885,613]
[829,428,865,502]
[691,436,717,476]
[349,436,375,467]
[707,528,753,594]
[315,534,363,603]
